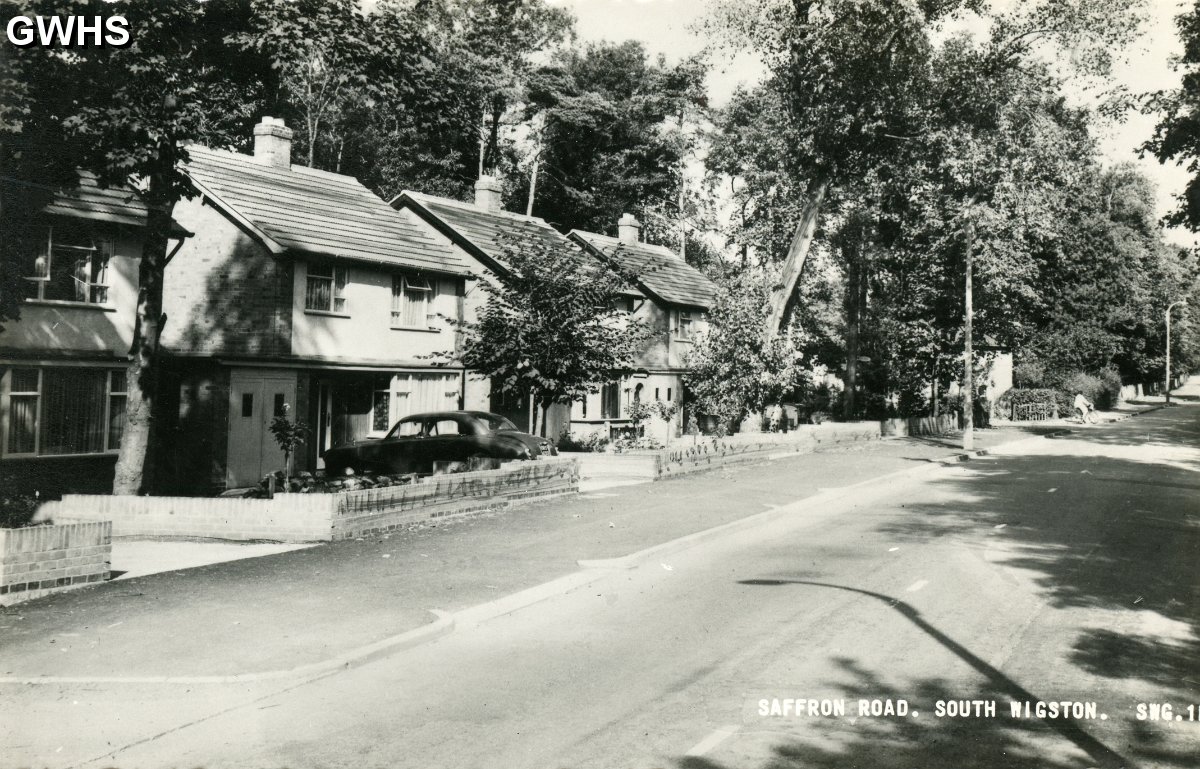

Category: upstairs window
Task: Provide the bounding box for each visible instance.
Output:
[26,225,112,305]
[392,275,434,328]
[675,310,696,340]
[306,263,347,314]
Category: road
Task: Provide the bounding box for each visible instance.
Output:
[4,406,1199,769]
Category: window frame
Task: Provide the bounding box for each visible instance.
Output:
[305,262,349,315]
[391,274,436,329]
[25,225,113,307]
[3,366,128,458]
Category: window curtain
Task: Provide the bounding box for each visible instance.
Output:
[41,369,106,454]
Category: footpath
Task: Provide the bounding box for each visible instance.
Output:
[0,419,1146,682]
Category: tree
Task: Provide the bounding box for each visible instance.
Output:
[523,42,707,233]
[452,232,649,436]
[684,271,807,425]
[1147,1,1200,230]
[3,0,263,494]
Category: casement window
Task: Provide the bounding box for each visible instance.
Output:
[4,367,127,457]
[25,225,112,305]
[673,310,707,341]
[600,381,621,420]
[611,296,635,314]
[305,263,348,314]
[392,275,435,328]
[674,310,696,340]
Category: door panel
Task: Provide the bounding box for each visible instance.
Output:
[226,371,296,487]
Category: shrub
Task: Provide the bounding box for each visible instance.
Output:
[0,495,41,528]
[1013,360,1046,388]
[1062,369,1122,410]
[610,435,664,453]
[558,431,610,453]
[997,388,1072,418]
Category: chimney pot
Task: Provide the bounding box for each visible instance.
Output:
[253,117,294,169]
[618,213,641,244]
[474,175,503,212]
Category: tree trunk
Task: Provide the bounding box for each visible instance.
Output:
[112,175,174,495]
[843,252,860,421]
[963,219,975,451]
[767,176,829,334]
[526,153,539,216]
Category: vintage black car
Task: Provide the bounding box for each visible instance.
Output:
[321,410,556,476]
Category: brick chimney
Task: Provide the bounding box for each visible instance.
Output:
[474,175,503,212]
[253,117,293,169]
[618,213,641,244]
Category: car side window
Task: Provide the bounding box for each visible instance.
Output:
[393,420,424,437]
[432,419,461,436]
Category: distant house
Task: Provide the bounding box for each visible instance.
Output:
[157,117,474,491]
[569,214,718,438]
[0,173,190,495]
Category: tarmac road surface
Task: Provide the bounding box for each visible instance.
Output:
[3,401,1198,769]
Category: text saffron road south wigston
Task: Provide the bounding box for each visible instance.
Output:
[755,698,1119,720]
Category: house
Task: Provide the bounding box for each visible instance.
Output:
[157,117,475,491]
[568,214,718,439]
[0,173,189,495]
[392,177,641,437]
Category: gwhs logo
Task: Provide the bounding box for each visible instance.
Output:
[6,15,131,48]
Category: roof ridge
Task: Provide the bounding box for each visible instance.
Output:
[406,190,556,228]
[185,144,368,188]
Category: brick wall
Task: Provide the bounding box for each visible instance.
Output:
[0,522,111,605]
[39,458,581,543]
[881,414,960,437]
[163,196,293,357]
[333,458,579,539]
[570,422,884,481]
[48,494,334,542]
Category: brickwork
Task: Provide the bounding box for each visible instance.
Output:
[333,458,579,539]
[162,196,293,357]
[39,459,581,543]
[880,414,960,437]
[48,494,334,542]
[0,522,111,604]
[571,422,884,481]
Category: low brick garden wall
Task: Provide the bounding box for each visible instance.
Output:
[0,522,111,605]
[568,421,886,481]
[880,413,960,437]
[39,458,579,544]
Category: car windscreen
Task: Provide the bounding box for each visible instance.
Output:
[484,415,520,432]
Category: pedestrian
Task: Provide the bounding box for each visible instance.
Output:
[1073,392,1095,424]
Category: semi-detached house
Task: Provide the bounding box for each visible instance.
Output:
[394,182,717,440]
[161,118,475,491]
[0,173,189,495]
[0,117,478,495]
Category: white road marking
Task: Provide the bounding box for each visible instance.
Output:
[888,547,900,552]
[994,524,1007,530]
[906,579,929,593]
[1047,488,1058,493]
[686,725,741,757]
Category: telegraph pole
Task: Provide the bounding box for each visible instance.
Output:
[963,218,975,451]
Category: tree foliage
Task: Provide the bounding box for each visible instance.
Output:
[453,232,649,435]
[684,272,807,424]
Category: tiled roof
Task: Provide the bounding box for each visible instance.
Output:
[399,192,642,297]
[2,173,164,229]
[569,231,718,310]
[184,146,469,275]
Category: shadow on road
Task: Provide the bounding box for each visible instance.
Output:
[682,411,1199,769]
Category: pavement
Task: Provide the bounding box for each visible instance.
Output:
[0,420,1079,682]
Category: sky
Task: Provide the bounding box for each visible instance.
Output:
[550,0,1196,245]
